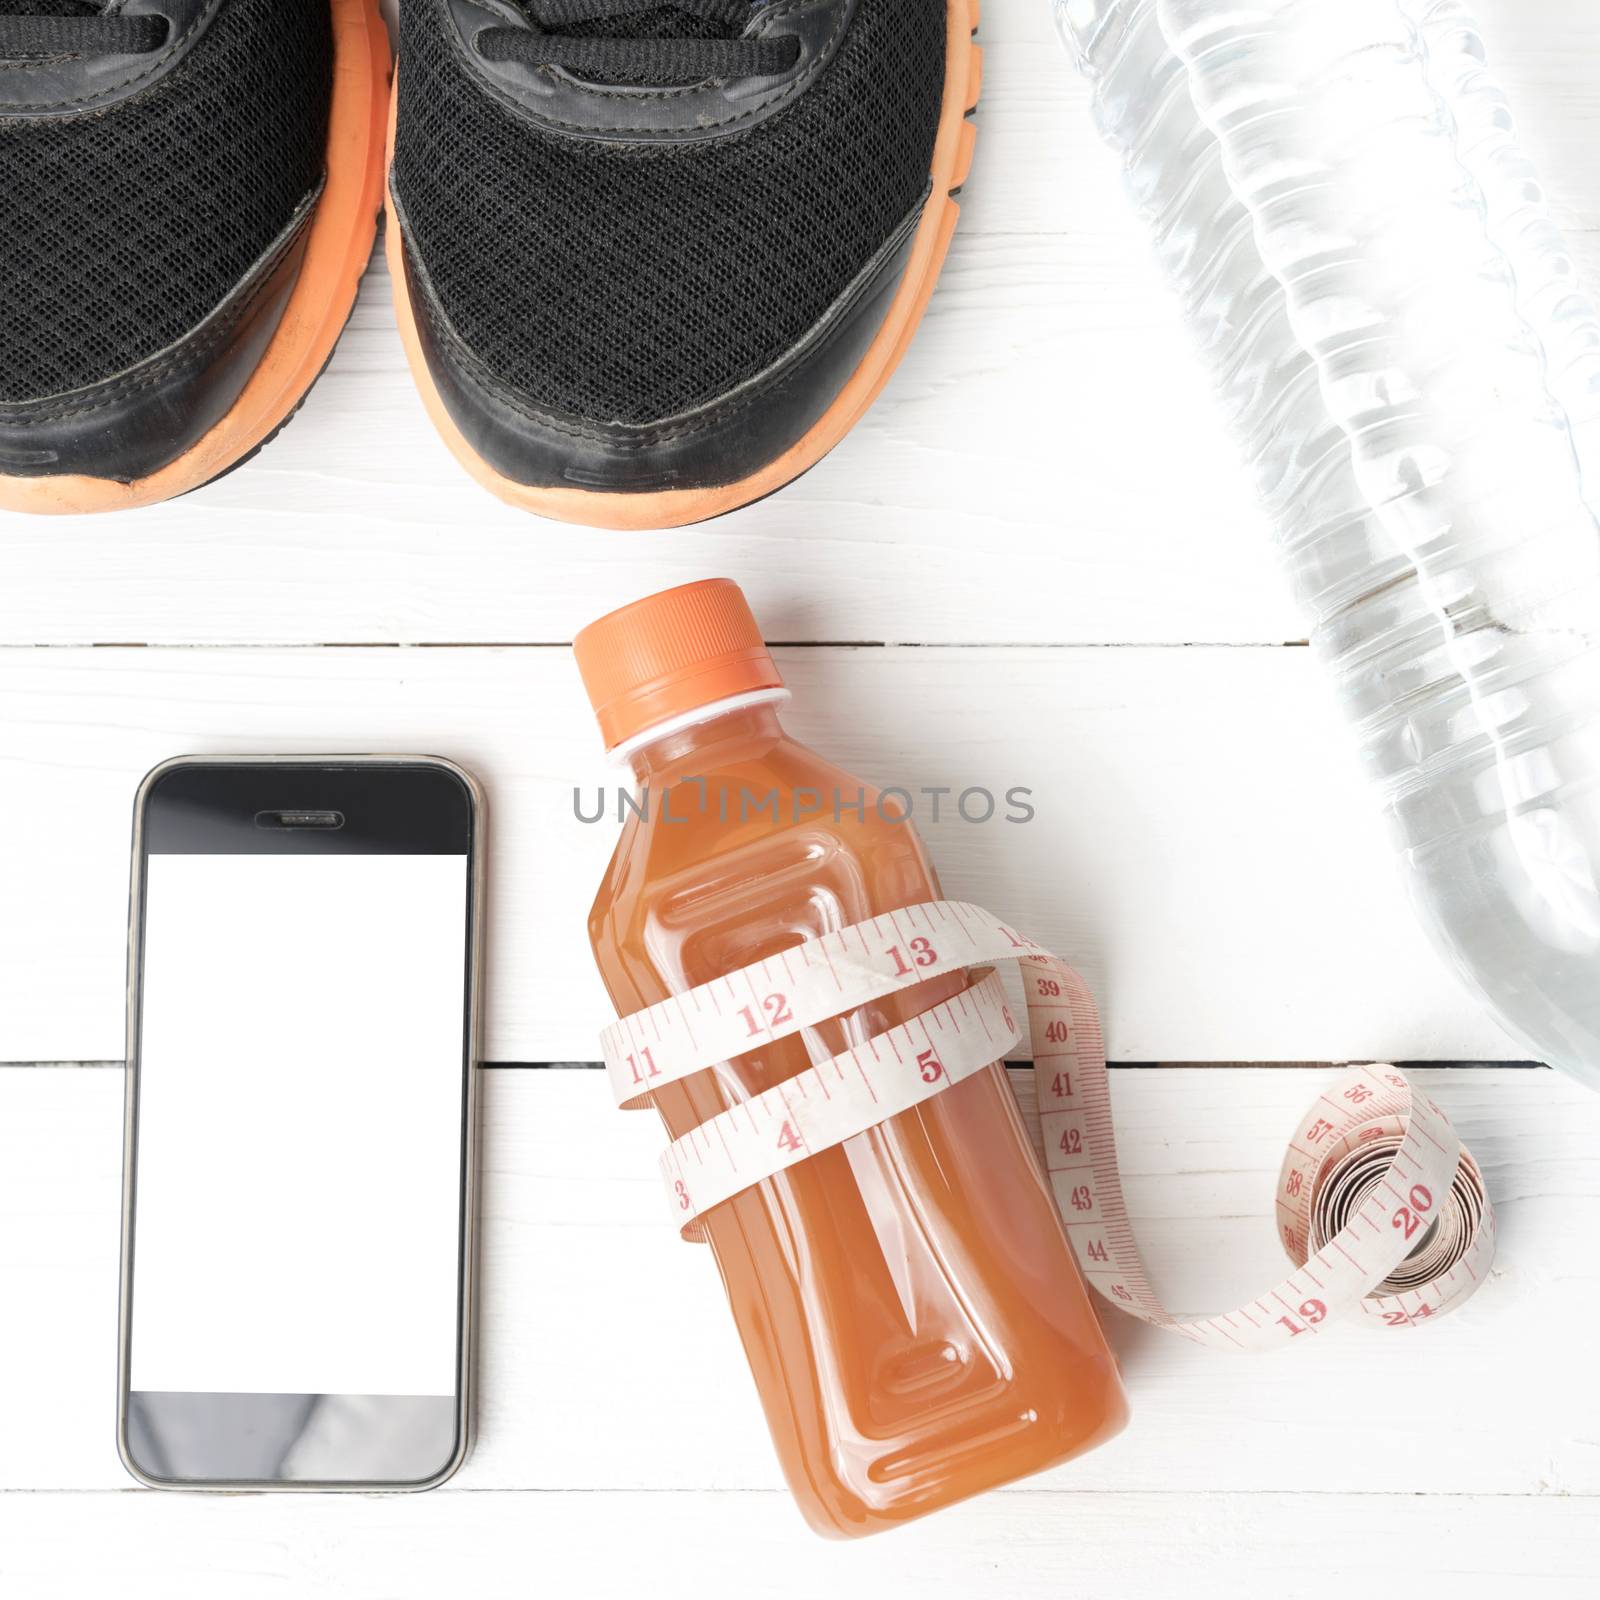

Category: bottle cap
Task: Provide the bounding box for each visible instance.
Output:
[574,579,784,751]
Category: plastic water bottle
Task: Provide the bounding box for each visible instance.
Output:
[1056,0,1600,1086]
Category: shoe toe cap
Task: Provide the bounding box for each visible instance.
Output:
[0,204,314,491]
[397,195,924,506]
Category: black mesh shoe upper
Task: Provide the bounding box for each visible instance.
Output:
[0,0,332,405]
[392,0,947,428]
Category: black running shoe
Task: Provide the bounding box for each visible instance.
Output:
[388,0,981,529]
[0,0,389,515]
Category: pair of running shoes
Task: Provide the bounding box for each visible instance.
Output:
[0,0,980,528]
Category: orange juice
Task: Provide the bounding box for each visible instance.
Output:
[578,580,1128,1537]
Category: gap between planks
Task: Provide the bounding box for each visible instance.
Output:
[0,1061,1550,1072]
[0,641,1316,651]
[0,1485,1593,1499]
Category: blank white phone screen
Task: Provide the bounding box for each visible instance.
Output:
[130,853,468,1397]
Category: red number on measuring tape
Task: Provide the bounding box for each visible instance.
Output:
[1050,1072,1072,1099]
[673,1179,690,1212]
[1086,1239,1109,1262]
[776,1120,803,1154]
[1344,1084,1374,1104]
[1002,1004,1016,1034]
[1277,1299,1328,1336]
[1393,1185,1435,1241]
[626,1048,660,1086]
[1036,977,1061,996]
[1111,1284,1133,1302]
[1059,1128,1082,1156]
[1380,1306,1434,1328]
[1306,1118,1335,1144]
[1070,1185,1093,1212]
[1285,1169,1304,1196]
[1045,1021,1070,1044]
[916,1049,943,1084]
[739,993,794,1038]
[886,937,939,977]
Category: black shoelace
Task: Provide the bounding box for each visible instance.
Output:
[0,2,168,58]
[478,0,800,82]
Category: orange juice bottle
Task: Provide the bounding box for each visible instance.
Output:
[577,580,1128,1537]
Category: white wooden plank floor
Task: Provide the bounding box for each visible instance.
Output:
[3,0,1598,1593]
[2,1,1598,648]
[0,645,1527,1065]
[3,1065,1598,1597]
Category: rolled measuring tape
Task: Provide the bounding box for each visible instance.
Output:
[599,902,1495,1349]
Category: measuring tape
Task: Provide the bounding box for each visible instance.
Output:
[599,901,1494,1349]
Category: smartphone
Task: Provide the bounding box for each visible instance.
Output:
[117,756,484,1491]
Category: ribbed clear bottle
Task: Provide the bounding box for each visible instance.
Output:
[1056,0,1600,1085]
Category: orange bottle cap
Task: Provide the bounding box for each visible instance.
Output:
[574,579,785,751]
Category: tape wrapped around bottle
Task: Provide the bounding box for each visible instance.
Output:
[599,902,1494,1349]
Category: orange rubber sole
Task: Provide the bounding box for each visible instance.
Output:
[0,0,390,516]
[387,0,983,531]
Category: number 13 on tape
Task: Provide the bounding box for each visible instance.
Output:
[599,902,1495,1352]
